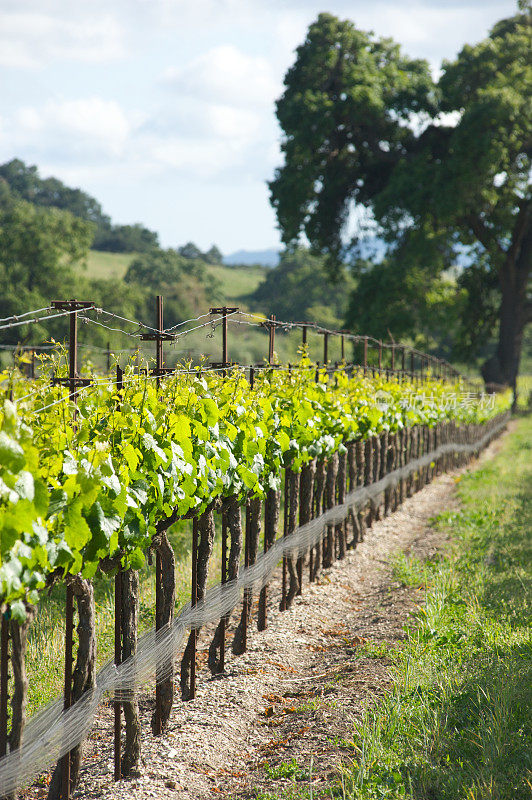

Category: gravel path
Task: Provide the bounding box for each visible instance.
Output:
[26,428,510,800]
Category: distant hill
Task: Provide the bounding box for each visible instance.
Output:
[223,249,280,268]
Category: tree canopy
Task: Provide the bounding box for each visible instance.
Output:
[125,248,221,330]
[0,194,94,344]
[250,247,354,329]
[270,4,531,391]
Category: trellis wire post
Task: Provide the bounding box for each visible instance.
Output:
[209,305,237,673]
[363,336,368,375]
[113,565,122,780]
[268,314,276,364]
[280,468,289,611]
[378,341,382,374]
[140,296,176,732]
[114,364,124,778]
[218,508,228,672]
[210,306,239,375]
[323,331,329,366]
[51,299,93,800]
[242,501,251,650]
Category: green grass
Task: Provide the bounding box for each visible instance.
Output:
[207,262,267,303]
[83,250,137,280]
[340,415,532,799]
[81,251,267,297]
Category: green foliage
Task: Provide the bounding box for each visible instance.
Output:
[0,361,511,616]
[0,159,109,231]
[124,248,222,329]
[0,158,159,255]
[94,223,159,253]
[345,254,461,356]
[0,195,93,344]
[270,13,435,267]
[264,759,309,781]
[272,7,532,384]
[250,247,355,328]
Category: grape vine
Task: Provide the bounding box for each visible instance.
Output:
[0,359,511,617]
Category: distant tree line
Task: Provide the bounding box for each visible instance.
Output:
[0,159,224,265]
[0,174,223,351]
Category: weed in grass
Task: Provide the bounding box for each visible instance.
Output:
[390,552,430,588]
[350,641,395,661]
[264,759,310,781]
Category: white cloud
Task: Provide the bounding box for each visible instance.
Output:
[5,98,131,158]
[0,11,124,68]
[0,0,517,252]
[163,45,280,108]
[137,101,269,180]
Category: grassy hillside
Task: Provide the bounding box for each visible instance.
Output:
[207,262,267,304]
[83,250,137,280]
[83,251,266,303]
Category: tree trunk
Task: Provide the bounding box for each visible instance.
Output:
[257,488,280,629]
[298,460,315,587]
[310,459,326,581]
[5,604,35,800]
[322,453,338,568]
[283,470,301,609]
[346,442,360,548]
[482,233,531,408]
[335,449,347,558]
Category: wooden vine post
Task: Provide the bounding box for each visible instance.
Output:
[113,364,123,780]
[207,304,238,673]
[49,300,94,800]
[113,558,122,781]
[322,331,329,367]
[267,314,276,365]
[140,296,176,734]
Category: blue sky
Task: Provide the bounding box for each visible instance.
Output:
[0,0,517,254]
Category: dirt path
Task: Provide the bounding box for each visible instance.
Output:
[61,429,509,800]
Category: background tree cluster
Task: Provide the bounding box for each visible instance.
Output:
[270,3,531,390]
[249,247,354,329]
[0,171,223,353]
[0,159,158,254]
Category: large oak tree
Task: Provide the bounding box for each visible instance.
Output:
[270,4,531,393]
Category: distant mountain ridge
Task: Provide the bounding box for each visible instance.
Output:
[223,248,280,267]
